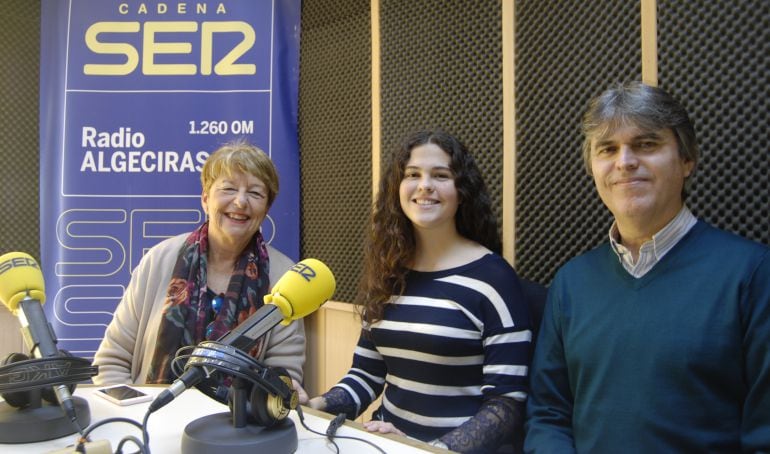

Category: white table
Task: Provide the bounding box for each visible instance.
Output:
[1,385,446,453]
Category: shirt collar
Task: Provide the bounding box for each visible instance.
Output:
[609,205,697,274]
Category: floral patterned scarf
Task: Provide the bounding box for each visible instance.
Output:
[146,223,271,384]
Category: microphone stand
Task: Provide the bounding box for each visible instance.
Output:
[230,377,250,428]
[0,356,93,443]
[0,391,91,444]
[181,376,297,454]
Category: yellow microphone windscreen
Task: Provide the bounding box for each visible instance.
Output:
[264,258,335,324]
[0,252,46,314]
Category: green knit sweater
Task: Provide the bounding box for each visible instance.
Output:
[525,221,770,453]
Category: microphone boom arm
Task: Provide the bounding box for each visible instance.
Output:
[219,304,284,352]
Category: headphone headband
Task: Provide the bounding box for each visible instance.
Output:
[180,341,293,399]
[173,340,297,426]
[0,355,98,393]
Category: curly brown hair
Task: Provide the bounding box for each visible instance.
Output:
[357,129,500,324]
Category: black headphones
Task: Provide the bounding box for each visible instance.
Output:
[177,341,298,427]
[231,367,298,427]
[0,350,98,408]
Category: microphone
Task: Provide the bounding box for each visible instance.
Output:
[149,258,335,413]
[0,252,78,422]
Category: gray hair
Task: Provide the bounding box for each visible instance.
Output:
[581,82,698,188]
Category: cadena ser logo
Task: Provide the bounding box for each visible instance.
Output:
[82,3,257,76]
[83,21,256,76]
[0,256,39,276]
[290,262,318,283]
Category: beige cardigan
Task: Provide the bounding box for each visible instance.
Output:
[92,233,305,385]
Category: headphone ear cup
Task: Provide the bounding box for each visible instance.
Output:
[248,368,296,427]
[40,350,77,404]
[271,367,299,411]
[1,353,31,408]
[226,382,278,426]
[249,383,278,427]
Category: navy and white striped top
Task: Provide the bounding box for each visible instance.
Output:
[333,253,532,442]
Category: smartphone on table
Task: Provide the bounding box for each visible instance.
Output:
[95,385,153,406]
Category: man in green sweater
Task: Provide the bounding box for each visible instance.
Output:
[525,82,770,453]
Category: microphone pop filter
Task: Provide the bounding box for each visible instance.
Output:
[0,252,46,313]
[264,258,335,324]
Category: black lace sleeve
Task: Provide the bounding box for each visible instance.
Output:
[320,386,360,420]
[437,395,524,453]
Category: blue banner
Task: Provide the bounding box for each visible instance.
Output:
[40,0,301,358]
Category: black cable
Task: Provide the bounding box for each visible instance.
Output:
[116,435,146,454]
[72,413,87,439]
[78,416,149,454]
[295,405,340,453]
[141,408,152,454]
[330,433,389,454]
[295,405,388,454]
[326,413,346,438]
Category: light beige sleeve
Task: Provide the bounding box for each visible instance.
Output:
[91,254,148,385]
[92,235,180,385]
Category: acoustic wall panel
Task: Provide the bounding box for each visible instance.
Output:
[298,1,372,302]
[514,0,642,284]
[0,1,40,257]
[658,0,769,246]
[379,0,504,232]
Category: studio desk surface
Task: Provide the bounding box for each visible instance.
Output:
[1,385,450,453]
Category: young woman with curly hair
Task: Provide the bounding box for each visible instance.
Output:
[302,129,531,453]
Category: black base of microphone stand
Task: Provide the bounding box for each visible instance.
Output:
[182,412,298,454]
[0,396,90,443]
